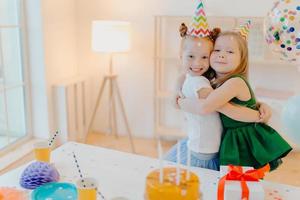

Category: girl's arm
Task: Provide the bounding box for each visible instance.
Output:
[178,98,261,122]
[196,87,271,122]
[179,77,261,122]
[217,103,260,122]
[219,102,272,123]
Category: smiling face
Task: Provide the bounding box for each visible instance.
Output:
[181,37,213,76]
[210,35,241,77]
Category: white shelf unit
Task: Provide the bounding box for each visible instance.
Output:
[153,15,297,141]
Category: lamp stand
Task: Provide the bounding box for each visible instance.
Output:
[86,53,135,153]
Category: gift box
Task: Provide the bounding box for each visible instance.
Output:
[220,165,254,178]
[221,179,264,200]
[218,165,269,200]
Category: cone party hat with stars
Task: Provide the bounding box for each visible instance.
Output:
[236,20,251,40]
[187,0,210,37]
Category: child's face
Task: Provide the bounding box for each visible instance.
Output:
[181,37,213,76]
[210,35,241,75]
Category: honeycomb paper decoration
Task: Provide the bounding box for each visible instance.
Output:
[19,162,60,189]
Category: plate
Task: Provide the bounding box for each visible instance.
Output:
[31,182,77,200]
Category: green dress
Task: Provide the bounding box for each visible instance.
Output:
[219,75,292,170]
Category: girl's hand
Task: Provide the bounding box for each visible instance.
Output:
[178,91,185,98]
[178,97,205,115]
[174,95,181,109]
[257,102,272,123]
[177,96,184,109]
[173,92,185,109]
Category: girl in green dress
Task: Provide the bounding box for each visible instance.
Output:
[178,30,292,170]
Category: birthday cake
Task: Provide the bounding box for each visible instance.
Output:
[145,167,200,200]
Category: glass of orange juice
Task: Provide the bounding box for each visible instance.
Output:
[76,178,98,200]
[34,141,51,162]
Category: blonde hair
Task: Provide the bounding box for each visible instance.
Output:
[212,31,249,88]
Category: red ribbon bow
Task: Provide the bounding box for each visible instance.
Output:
[217,164,270,200]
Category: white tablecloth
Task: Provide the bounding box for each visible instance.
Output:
[0,142,299,200]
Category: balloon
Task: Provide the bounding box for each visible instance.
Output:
[264,0,300,62]
[282,95,300,146]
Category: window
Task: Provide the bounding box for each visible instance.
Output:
[0,0,30,150]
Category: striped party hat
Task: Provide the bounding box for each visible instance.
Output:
[235,20,251,40]
[187,0,210,38]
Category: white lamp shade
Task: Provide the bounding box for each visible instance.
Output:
[92,20,131,53]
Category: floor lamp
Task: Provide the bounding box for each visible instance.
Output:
[88,20,135,153]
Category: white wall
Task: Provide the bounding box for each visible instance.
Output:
[41,0,78,136]
[26,0,78,139]
[76,0,287,138]
[28,0,299,140]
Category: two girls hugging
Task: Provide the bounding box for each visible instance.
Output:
[164,0,292,171]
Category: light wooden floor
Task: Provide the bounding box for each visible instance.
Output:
[1,132,300,187]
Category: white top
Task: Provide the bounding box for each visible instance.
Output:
[181,74,223,153]
[0,142,299,200]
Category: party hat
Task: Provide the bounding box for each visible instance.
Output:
[236,20,251,40]
[187,0,210,37]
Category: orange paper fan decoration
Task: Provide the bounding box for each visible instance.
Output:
[0,187,27,200]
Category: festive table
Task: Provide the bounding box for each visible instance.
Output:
[0,142,299,200]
